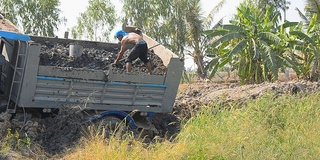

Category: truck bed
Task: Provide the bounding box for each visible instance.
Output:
[0,31,183,113]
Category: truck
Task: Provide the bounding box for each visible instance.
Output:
[0,27,184,133]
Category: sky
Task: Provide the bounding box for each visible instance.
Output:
[56,0,305,69]
[56,0,305,38]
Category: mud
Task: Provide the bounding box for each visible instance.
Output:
[38,42,167,75]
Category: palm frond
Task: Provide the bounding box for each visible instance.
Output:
[278,21,299,30]
[307,13,317,33]
[260,40,278,76]
[295,7,309,24]
[290,31,316,45]
[205,57,220,79]
[252,39,260,60]
[219,24,245,32]
[293,45,314,53]
[203,0,226,28]
[279,56,301,75]
[210,32,245,47]
[228,39,248,57]
[258,32,282,44]
[204,29,228,37]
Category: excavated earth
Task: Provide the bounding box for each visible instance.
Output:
[38,41,167,75]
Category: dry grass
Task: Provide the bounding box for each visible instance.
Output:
[61,91,320,159]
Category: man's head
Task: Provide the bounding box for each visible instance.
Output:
[115,30,128,41]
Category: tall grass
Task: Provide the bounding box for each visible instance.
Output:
[63,92,320,160]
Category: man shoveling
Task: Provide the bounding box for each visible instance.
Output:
[114,30,152,75]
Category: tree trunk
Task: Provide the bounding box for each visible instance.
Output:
[193,52,206,79]
[310,59,319,81]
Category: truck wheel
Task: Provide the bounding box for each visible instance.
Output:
[98,116,128,139]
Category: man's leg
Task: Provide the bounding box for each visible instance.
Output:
[145,62,152,75]
[126,62,132,73]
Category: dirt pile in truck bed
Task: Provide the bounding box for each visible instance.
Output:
[38,41,167,75]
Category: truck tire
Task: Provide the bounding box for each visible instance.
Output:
[97,116,128,139]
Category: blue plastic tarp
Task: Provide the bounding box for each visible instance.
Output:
[0,30,30,41]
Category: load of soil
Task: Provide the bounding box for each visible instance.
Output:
[38,41,167,75]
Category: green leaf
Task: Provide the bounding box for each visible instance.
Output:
[252,39,260,60]
[279,22,299,29]
[293,45,314,53]
[210,32,245,47]
[258,32,281,44]
[208,62,219,79]
[204,30,229,37]
[228,40,248,57]
[308,13,317,33]
[218,58,231,68]
[290,31,316,45]
[219,24,245,32]
[279,56,301,75]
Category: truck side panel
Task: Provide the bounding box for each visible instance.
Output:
[162,58,184,112]
[37,65,166,84]
[18,42,41,107]
[28,77,166,112]
[142,34,184,112]
[5,33,183,114]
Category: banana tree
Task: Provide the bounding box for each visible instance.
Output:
[204,4,295,84]
[289,14,320,81]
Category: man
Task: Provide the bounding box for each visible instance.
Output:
[114,29,152,74]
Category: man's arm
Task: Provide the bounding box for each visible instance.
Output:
[114,39,127,64]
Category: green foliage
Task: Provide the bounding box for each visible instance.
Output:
[180,71,197,84]
[0,0,22,24]
[288,14,320,81]
[65,91,320,159]
[1,128,31,151]
[175,92,320,159]
[305,0,320,22]
[71,0,117,41]
[205,4,290,84]
[0,0,66,36]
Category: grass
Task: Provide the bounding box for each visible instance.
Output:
[60,91,320,160]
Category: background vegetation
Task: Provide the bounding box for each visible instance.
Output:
[1,0,320,84]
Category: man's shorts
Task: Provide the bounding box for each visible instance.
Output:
[126,41,149,64]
